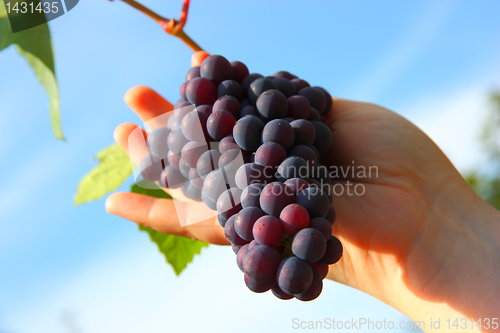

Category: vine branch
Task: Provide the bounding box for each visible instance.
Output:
[116,0,203,52]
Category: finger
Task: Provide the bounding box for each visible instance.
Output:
[124,86,174,128]
[105,192,229,245]
[113,123,149,165]
[192,51,210,67]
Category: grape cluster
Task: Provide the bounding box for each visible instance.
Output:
[138,55,343,301]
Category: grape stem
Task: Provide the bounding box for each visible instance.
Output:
[116,0,203,52]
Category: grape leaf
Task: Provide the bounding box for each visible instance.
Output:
[74,144,133,205]
[131,183,209,275]
[0,1,64,140]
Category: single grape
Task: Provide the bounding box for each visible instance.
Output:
[179,81,188,101]
[181,141,208,168]
[232,244,242,254]
[309,261,329,280]
[325,206,336,225]
[233,115,265,151]
[201,189,217,211]
[308,107,321,121]
[296,187,330,218]
[196,149,221,179]
[255,89,289,121]
[272,71,297,80]
[279,203,310,236]
[236,244,250,271]
[202,169,232,202]
[167,151,180,170]
[200,55,233,85]
[235,163,272,189]
[299,87,326,114]
[219,149,247,174]
[234,207,266,241]
[241,73,263,97]
[311,121,332,154]
[186,77,218,106]
[253,215,284,247]
[174,100,192,112]
[181,110,210,142]
[218,214,228,228]
[248,78,278,104]
[292,228,326,263]
[308,217,332,240]
[314,87,332,115]
[230,61,249,83]
[181,181,202,201]
[295,269,323,301]
[320,235,343,265]
[217,80,243,100]
[147,127,170,158]
[272,77,296,98]
[271,284,294,300]
[290,78,310,92]
[139,155,166,182]
[167,127,189,155]
[207,110,236,141]
[240,105,259,118]
[287,95,311,120]
[185,66,200,81]
[240,183,265,209]
[255,142,287,170]
[259,182,296,217]
[224,214,248,246]
[262,119,294,150]
[243,245,281,283]
[160,165,186,189]
[167,112,179,130]
[189,167,204,189]
[276,156,309,182]
[284,178,310,195]
[217,188,243,222]
[244,274,275,293]
[218,135,239,154]
[213,95,241,118]
[277,256,313,295]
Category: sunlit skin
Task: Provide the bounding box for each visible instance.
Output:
[106,51,500,332]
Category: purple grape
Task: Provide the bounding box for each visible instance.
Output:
[186,77,217,106]
[232,244,242,254]
[174,100,192,113]
[196,149,221,179]
[296,187,330,218]
[290,119,315,147]
[207,110,236,141]
[200,55,233,85]
[284,178,310,195]
[234,207,266,241]
[287,95,311,120]
[139,155,166,182]
[189,168,204,189]
[295,269,323,301]
[273,71,297,80]
[218,135,239,154]
[167,127,189,155]
[217,80,243,100]
[259,182,296,217]
[241,73,263,97]
[167,151,180,170]
[224,214,248,246]
[233,115,265,152]
[299,87,326,114]
[311,121,332,154]
[167,112,179,130]
[292,228,326,263]
[248,78,278,104]
[288,145,317,167]
[262,119,295,150]
[217,188,243,222]
[314,87,332,115]
[255,89,288,121]
[185,66,200,81]
[230,61,249,83]
[147,127,170,158]
[325,206,336,225]
[202,169,232,202]
[213,95,241,118]
[237,244,250,271]
[279,203,310,236]
[320,236,343,265]
[291,78,310,92]
[240,105,258,118]
[235,163,272,189]
[253,215,284,247]
[244,274,275,293]
[160,165,186,189]
[180,81,188,101]
[272,77,296,98]
[181,110,210,142]
[308,217,332,240]
[240,183,265,209]
[277,256,313,295]
[272,284,294,300]
[308,107,321,121]
[219,149,247,174]
[181,141,208,168]
[309,261,329,280]
[201,190,217,211]
[243,245,281,283]
[179,158,191,179]
[181,181,202,201]
[276,156,309,182]
[255,142,287,170]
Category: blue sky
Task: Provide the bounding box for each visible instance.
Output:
[1,0,500,332]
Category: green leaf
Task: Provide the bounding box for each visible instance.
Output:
[74,144,133,205]
[0,1,64,140]
[131,183,209,275]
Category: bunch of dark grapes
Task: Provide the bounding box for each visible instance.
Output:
[139,55,343,301]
